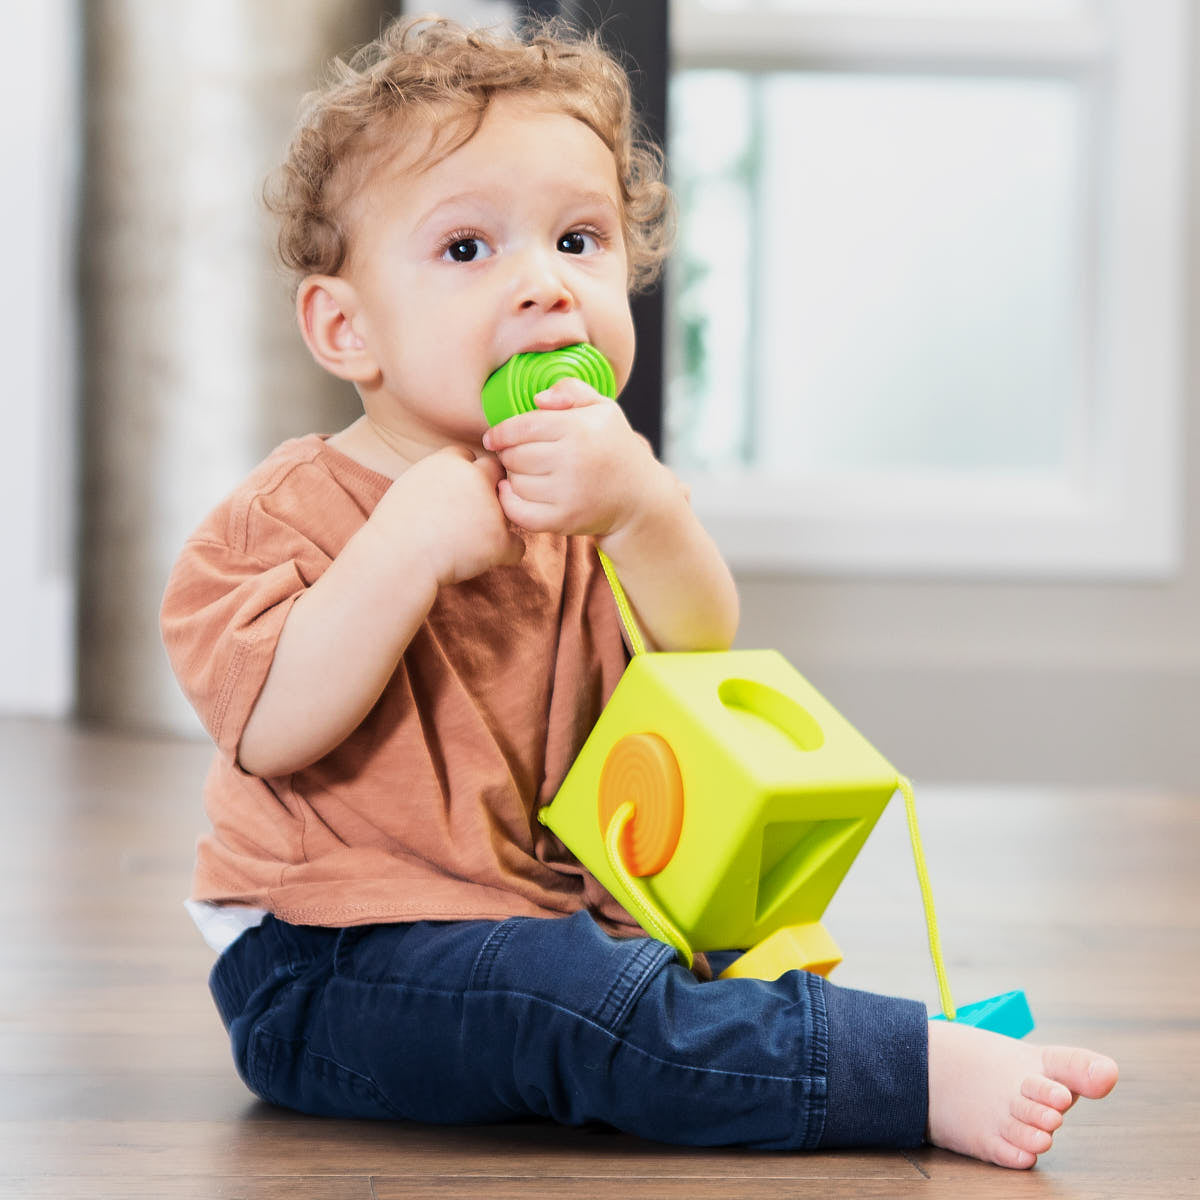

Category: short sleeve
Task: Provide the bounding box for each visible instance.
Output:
[159,438,386,758]
[161,537,308,756]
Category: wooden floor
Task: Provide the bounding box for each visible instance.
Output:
[1,716,1196,1199]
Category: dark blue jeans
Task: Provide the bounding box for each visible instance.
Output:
[209,911,927,1150]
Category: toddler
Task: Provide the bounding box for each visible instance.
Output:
[161,14,1116,1167]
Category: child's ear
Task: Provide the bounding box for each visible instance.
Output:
[296,275,378,384]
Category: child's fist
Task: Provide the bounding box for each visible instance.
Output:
[482,379,670,540]
[373,446,525,588]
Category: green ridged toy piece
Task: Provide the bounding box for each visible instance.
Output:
[481,343,617,428]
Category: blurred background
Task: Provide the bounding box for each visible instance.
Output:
[4,0,1195,787]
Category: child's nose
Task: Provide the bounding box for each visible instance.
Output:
[512,248,575,313]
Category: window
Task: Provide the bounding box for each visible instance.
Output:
[667,0,1186,576]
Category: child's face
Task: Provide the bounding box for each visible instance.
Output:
[339,94,637,450]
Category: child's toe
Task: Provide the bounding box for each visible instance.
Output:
[1022,1072,1073,1112]
[1012,1093,1065,1134]
[1041,1046,1119,1099]
[988,1133,1038,1170]
[1004,1114,1054,1156]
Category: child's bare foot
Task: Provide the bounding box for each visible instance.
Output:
[926,1019,1118,1169]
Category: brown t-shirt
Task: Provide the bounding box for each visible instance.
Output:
[161,434,635,931]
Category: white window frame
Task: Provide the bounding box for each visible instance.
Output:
[668,0,1187,578]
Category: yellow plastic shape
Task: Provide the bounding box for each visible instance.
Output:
[718,923,844,981]
[539,649,899,953]
[598,733,684,877]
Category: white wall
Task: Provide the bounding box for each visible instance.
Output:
[1,0,77,716]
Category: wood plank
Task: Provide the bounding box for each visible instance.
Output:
[0,1179,375,1200]
[371,1179,929,1199]
[0,1119,918,1180]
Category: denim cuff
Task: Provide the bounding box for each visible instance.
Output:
[816,980,929,1148]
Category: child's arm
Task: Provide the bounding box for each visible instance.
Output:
[482,380,739,654]
[238,447,523,777]
[593,466,738,654]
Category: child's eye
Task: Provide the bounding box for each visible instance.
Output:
[557,230,600,256]
[441,235,492,263]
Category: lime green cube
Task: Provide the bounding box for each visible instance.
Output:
[539,649,900,952]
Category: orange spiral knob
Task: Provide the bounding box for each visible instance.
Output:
[597,733,684,877]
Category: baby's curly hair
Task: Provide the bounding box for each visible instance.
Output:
[265,14,674,294]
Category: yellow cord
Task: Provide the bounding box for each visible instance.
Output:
[898,775,956,1021]
[597,547,646,657]
[604,800,694,967]
[594,551,951,1011]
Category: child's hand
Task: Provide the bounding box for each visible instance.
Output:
[370,446,525,588]
[481,379,672,539]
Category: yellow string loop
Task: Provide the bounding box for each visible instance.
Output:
[603,800,693,968]
[594,550,953,1012]
[597,547,646,657]
[898,775,956,1021]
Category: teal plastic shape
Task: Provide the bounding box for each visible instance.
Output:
[539,649,901,953]
[931,990,1035,1039]
[481,343,616,427]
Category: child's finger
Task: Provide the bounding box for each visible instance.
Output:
[501,469,559,506]
[471,451,507,488]
[531,377,610,410]
[496,478,558,533]
[492,442,554,478]
[484,409,566,451]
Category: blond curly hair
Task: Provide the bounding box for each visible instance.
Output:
[265,14,674,294]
